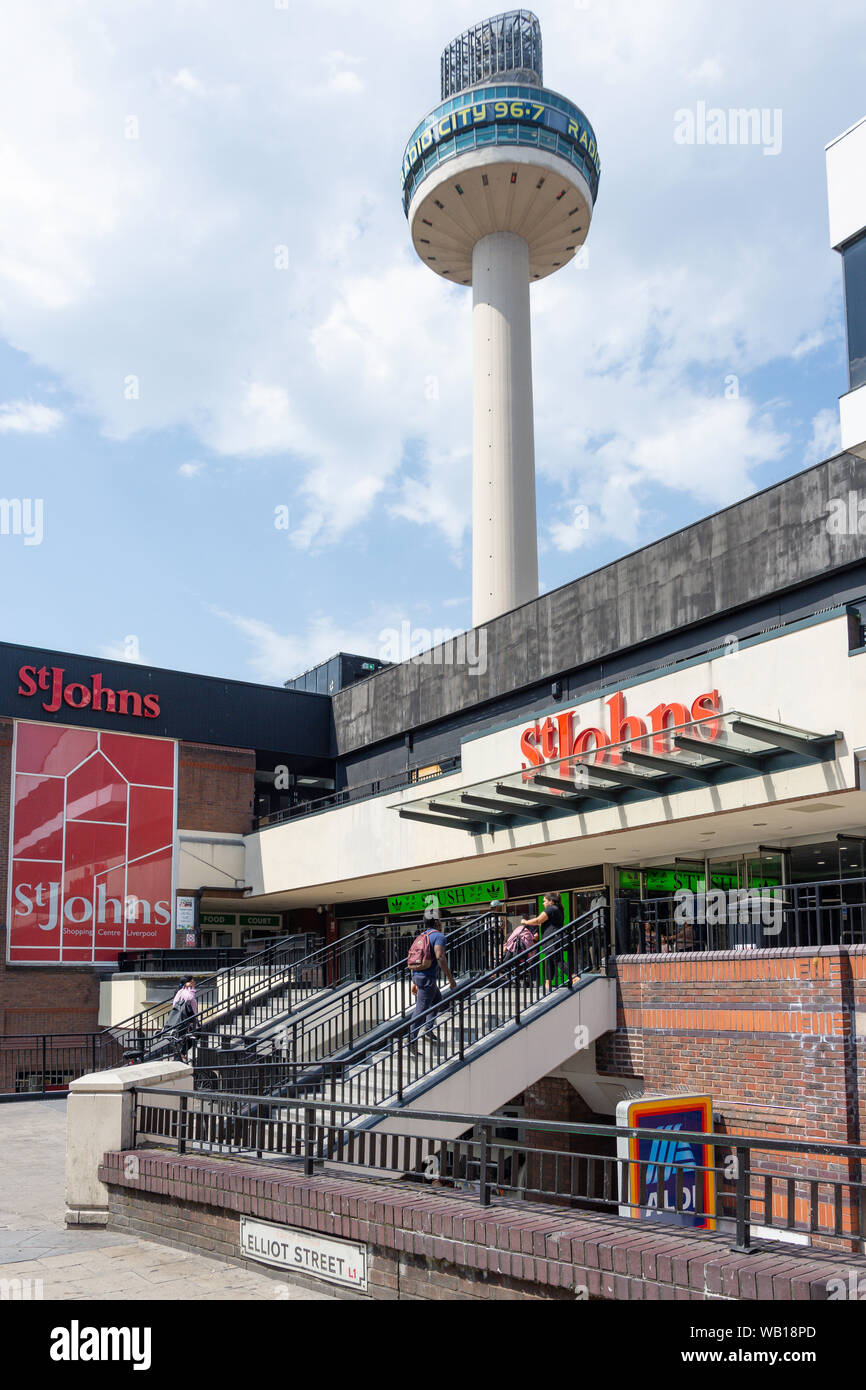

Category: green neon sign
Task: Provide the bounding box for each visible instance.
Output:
[619,869,780,894]
[388,879,506,916]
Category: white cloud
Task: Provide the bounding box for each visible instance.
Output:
[99,636,146,663]
[687,57,724,84]
[387,445,471,553]
[209,382,308,458]
[804,407,841,465]
[169,68,206,98]
[0,0,858,572]
[322,50,365,95]
[211,604,408,683]
[178,460,205,477]
[0,400,63,433]
[791,328,837,360]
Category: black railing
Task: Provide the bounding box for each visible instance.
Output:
[0,1033,123,1100]
[131,1089,866,1254]
[200,910,505,1072]
[116,948,246,974]
[620,875,866,953]
[106,919,417,1058]
[207,908,608,1109]
[254,756,462,830]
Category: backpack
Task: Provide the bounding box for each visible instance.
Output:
[407,931,433,971]
[505,925,536,955]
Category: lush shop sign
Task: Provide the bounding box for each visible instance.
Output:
[388,879,505,915]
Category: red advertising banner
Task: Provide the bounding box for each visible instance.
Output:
[7,721,176,964]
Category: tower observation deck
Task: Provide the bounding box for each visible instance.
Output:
[402,11,600,626]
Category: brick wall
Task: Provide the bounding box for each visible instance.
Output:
[591,948,866,1247]
[0,930,100,1036]
[523,1077,614,1204]
[596,948,866,1146]
[100,1150,864,1300]
[177,741,255,834]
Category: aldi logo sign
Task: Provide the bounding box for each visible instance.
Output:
[616,1094,716,1230]
[7,720,176,964]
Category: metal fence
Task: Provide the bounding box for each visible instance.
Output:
[195,910,504,1074]
[195,909,607,1110]
[108,919,424,1059]
[131,1089,866,1254]
[619,875,866,953]
[0,1033,123,1100]
[116,948,246,974]
[253,756,462,831]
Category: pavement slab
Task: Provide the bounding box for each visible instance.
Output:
[0,1100,335,1301]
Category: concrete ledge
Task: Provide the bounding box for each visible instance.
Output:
[99,1149,866,1301]
[65,1209,109,1227]
[65,1061,192,1227]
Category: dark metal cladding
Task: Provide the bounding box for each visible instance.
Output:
[440,10,543,99]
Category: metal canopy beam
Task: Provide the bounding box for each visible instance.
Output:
[730,720,840,760]
[426,800,492,824]
[535,773,621,804]
[674,735,765,770]
[623,750,715,783]
[495,782,578,808]
[582,762,661,791]
[460,793,538,819]
[398,808,477,831]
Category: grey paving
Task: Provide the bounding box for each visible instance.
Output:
[0,1099,334,1301]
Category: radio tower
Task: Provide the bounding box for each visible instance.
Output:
[402,11,600,626]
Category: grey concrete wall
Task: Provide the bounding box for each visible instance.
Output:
[333,452,866,755]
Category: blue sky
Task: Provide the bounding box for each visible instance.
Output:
[0,0,861,685]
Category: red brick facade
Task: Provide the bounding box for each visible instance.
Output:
[596,948,866,1147]
[0,944,101,1037]
[590,948,866,1245]
[177,741,255,834]
[100,1149,866,1300]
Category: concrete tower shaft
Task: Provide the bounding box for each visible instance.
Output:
[403,12,599,626]
[472,232,537,623]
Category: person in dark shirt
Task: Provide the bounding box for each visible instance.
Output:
[521,892,566,990]
[409,907,456,1048]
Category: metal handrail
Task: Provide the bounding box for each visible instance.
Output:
[199,908,606,1103]
[134,1082,865,1252]
[104,917,415,1052]
[201,909,505,1070]
[0,1032,124,1100]
[620,873,866,953]
[253,756,462,830]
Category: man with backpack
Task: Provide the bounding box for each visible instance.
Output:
[407,906,456,1050]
